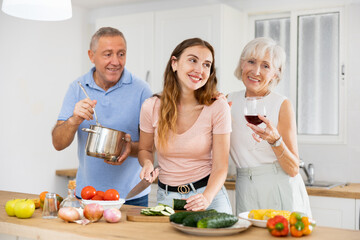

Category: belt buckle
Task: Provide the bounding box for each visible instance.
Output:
[177,184,190,194]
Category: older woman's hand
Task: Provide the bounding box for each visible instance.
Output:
[246,115,281,144]
[184,193,210,211]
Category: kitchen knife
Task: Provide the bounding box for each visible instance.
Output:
[125,167,159,200]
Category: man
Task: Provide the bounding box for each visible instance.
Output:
[52,27,152,206]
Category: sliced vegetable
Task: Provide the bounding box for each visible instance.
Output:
[197,213,238,228]
[140,204,175,216]
[173,199,187,210]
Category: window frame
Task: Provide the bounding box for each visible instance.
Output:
[248,6,346,144]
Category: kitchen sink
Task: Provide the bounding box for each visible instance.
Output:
[305,181,346,189]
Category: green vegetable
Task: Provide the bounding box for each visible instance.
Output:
[140,204,175,216]
[169,211,194,223]
[173,199,187,210]
[182,210,218,227]
[197,213,238,228]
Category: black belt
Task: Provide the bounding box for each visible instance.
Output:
[158,175,210,194]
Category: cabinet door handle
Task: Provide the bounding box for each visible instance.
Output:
[145,70,150,83]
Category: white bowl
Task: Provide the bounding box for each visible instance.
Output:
[238,211,267,228]
[81,199,125,210]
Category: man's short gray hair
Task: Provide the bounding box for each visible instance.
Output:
[90,27,126,52]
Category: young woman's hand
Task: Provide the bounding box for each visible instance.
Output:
[184,193,210,211]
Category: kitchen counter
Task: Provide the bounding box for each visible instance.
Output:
[56,168,360,199]
[1,190,359,240]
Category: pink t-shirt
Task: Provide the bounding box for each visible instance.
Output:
[140,96,231,186]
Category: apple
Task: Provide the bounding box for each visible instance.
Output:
[5,199,21,216]
[14,199,35,219]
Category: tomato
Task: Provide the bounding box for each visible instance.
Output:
[104,189,120,201]
[96,191,105,198]
[39,191,49,209]
[81,186,97,200]
[91,195,104,200]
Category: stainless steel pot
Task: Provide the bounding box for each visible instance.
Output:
[82,125,126,162]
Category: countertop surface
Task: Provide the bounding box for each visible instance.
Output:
[56,168,360,199]
[1,190,360,240]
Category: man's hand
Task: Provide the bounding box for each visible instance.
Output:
[105,133,132,166]
[72,98,97,125]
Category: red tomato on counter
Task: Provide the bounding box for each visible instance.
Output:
[104,189,120,201]
[81,186,96,200]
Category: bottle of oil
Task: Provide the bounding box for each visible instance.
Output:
[59,180,81,208]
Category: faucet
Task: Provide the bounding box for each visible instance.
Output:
[299,160,314,185]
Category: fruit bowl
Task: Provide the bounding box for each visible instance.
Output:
[81,199,125,210]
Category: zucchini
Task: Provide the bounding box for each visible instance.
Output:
[182,210,218,227]
[197,213,238,228]
[173,199,187,210]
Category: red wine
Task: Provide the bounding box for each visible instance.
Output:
[245,115,265,125]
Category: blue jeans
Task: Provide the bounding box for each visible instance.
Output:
[125,194,148,207]
[157,185,232,214]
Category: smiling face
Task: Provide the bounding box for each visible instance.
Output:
[171,45,213,93]
[88,35,126,91]
[241,51,278,97]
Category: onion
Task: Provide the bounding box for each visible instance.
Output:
[103,208,121,223]
[58,207,81,222]
[83,203,103,222]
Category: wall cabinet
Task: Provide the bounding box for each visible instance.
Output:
[95,4,245,95]
[309,196,357,230]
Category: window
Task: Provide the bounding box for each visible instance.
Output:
[250,8,345,143]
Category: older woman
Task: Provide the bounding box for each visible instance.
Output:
[138,38,232,214]
[228,37,311,217]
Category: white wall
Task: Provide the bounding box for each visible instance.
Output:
[0,3,91,197]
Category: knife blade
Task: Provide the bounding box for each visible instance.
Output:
[125,167,159,200]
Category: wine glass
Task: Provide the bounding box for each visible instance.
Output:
[244,97,266,125]
[244,97,266,145]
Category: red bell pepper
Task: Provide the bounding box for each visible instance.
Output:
[289,212,316,237]
[266,215,289,237]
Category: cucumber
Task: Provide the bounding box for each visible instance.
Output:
[141,204,175,216]
[170,211,195,224]
[173,199,187,210]
[197,213,238,228]
[182,210,218,227]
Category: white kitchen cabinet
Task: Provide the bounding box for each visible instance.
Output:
[96,12,155,88]
[95,4,246,94]
[309,196,356,230]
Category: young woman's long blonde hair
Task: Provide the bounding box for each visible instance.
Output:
[157,38,218,150]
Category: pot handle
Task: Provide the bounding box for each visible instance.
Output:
[81,128,97,134]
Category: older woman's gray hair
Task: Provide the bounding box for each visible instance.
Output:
[234,37,286,89]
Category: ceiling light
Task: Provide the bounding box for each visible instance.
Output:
[1,0,72,21]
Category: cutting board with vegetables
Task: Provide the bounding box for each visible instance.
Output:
[126,208,170,222]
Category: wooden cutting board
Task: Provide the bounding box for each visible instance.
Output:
[126,207,170,222]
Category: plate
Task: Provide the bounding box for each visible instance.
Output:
[170,219,252,236]
[238,211,267,228]
[81,199,125,210]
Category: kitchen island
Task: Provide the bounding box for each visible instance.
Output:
[1,191,359,240]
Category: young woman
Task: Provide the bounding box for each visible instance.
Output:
[138,38,232,213]
[228,37,311,216]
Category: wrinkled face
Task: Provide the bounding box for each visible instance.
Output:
[171,45,213,92]
[241,51,278,97]
[88,35,126,89]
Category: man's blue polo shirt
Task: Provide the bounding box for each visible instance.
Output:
[58,67,153,199]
